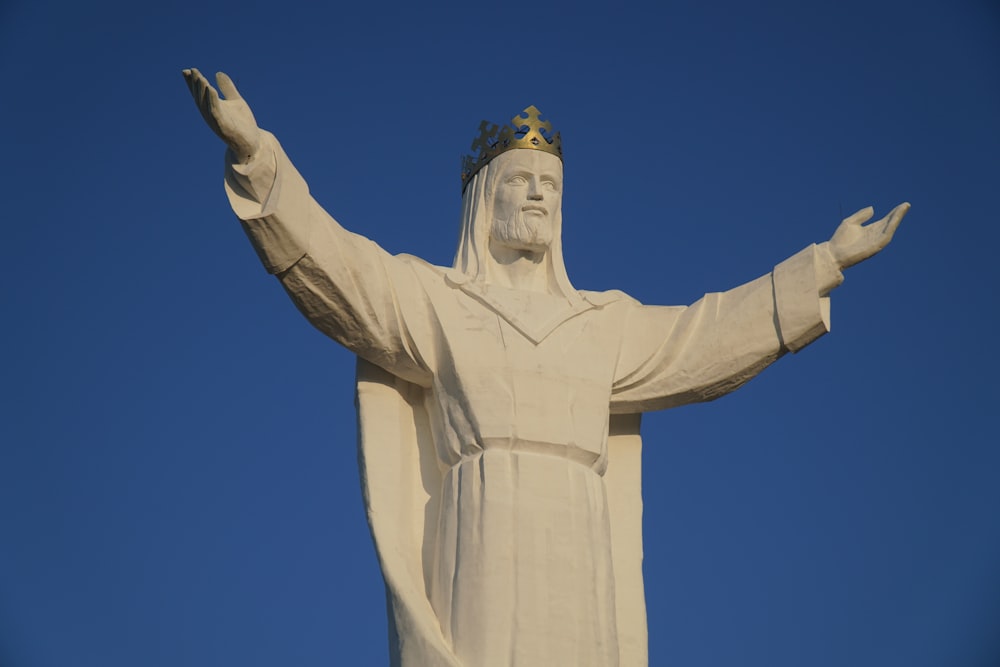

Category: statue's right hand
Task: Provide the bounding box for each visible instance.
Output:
[182,68,261,163]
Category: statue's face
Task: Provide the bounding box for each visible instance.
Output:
[489,150,563,253]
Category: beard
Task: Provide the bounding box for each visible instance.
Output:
[490,210,554,252]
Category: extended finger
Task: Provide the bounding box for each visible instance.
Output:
[844,206,875,226]
[199,80,221,116]
[188,70,215,107]
[184,67,207,90]
[881,202,910,235]
[183,67,201,97]
[216,72,242,100]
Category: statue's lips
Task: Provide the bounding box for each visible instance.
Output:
[522,205,548,215]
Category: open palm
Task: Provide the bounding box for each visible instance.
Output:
[182,68,261,162]
[829,203,910,269]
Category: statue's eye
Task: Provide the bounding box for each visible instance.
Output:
[507,175,528,186]
[542,180,557,192]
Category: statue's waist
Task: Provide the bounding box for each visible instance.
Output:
[457,437,603,471]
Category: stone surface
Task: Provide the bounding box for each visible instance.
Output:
[183,68,908,667]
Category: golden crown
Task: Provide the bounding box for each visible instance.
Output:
[461,105,562,192]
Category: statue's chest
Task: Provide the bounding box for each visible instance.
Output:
[441,300,617,383]
[436,301,622,450]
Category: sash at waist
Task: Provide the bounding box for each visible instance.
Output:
[458,437,603,471]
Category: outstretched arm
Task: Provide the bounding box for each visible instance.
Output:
[182,68,261,163]
[181,68,434,386]
[611,203,910,412]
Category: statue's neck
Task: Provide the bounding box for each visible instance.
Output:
[487,240,550,293]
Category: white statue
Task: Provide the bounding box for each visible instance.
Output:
[183,69,908,667]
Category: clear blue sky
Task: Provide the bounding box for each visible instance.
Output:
[2,0,998,665]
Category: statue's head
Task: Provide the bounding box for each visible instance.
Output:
[451,106,577,300]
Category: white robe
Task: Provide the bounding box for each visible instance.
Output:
[224,132,843,666]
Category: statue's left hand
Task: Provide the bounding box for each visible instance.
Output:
[182,68,261,163]
[829,202,910,270]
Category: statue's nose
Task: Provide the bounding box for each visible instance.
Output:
[527,178,544,200]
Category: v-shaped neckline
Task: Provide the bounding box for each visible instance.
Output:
[457,282,596,345]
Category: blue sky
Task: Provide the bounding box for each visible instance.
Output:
[1,0,998,665]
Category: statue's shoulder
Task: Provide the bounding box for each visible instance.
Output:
[392,253,448,276]
[579,289,639,307]
[580,289,687,319]
[390,253,457,296]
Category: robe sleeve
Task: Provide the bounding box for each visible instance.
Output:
[224,131,434,387]
[610,244,843,413]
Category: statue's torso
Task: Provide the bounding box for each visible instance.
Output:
[408,281,626,666]
[417,277,628,475]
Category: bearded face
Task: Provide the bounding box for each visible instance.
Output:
[488,150,563,253]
